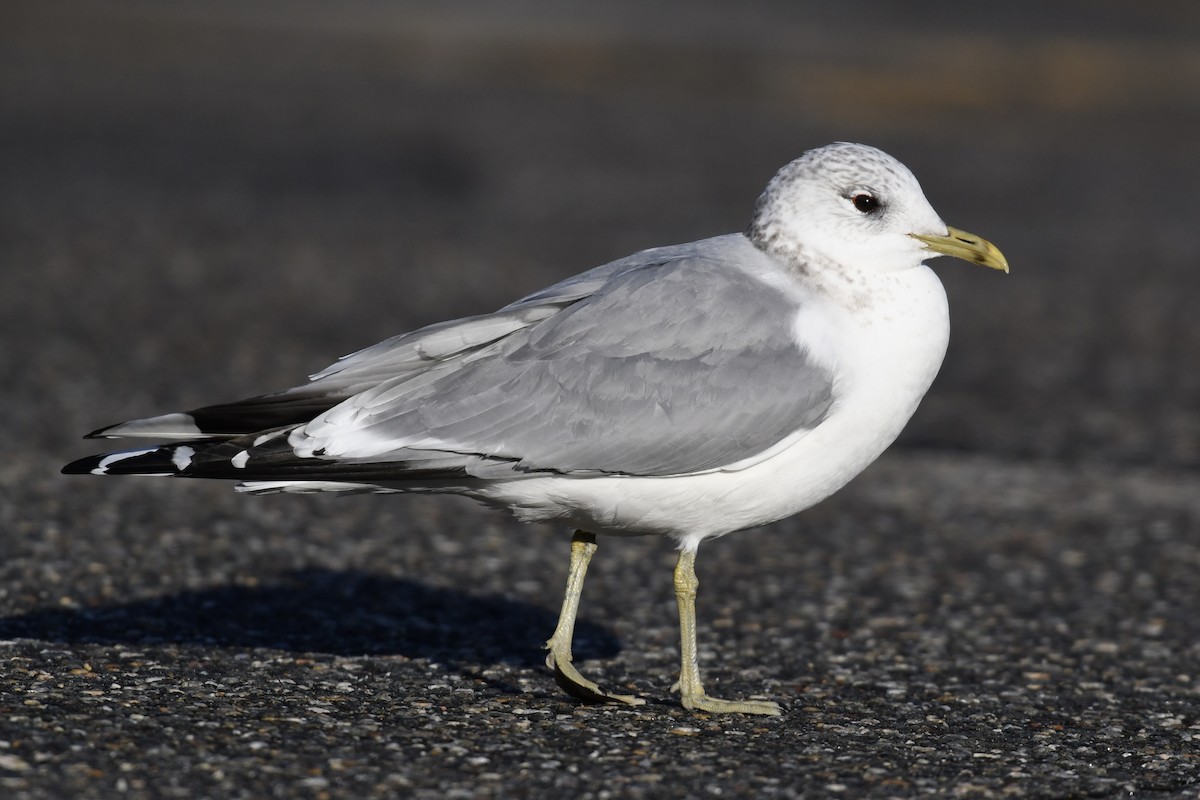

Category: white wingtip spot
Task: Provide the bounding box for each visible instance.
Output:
[231,450,249,469]
[252,429,287,447]
[171,445,195,472]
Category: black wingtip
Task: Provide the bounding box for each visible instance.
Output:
[62,455,102,475]
[60,445,181,477]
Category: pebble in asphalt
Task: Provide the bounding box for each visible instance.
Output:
[3,2,1200,797]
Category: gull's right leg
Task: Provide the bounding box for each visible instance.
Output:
[672,547,782,715]
[544,530,645,706]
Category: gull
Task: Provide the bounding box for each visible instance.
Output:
[63,142,1008,715]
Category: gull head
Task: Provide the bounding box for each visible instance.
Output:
[749,142,1007,275]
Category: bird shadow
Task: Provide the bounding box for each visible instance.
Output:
[0,568,620,681]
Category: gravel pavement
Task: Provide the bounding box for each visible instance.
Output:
[4,2,1200,797]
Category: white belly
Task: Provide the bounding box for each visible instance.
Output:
[482,265,951,549]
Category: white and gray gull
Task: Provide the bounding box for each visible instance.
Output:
[64,143,1008,715]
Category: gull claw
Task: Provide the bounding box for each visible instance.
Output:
[545,649,645,706]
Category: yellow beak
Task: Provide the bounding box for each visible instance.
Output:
[911,226,1009,273]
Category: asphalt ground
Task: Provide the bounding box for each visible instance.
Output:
[3,1,1200,797]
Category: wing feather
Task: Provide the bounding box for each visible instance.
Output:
[296,239,835,477]
[80,234,837,482]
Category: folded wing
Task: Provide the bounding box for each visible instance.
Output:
[68,235,836,483]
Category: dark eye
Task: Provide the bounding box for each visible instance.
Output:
[851,193,880,214]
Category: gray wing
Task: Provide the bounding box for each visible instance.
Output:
[298,247,835,477]
[305,239,714,389]
[86,237,750,441]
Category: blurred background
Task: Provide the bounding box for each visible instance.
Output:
[3,1,1200,795]
[6,0,1199,468]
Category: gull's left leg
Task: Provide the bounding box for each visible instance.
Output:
[673,547,782,715]
[544,530,645,706]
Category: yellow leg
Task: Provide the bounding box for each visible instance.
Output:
[673,548,782,715]
[544,531,645,706]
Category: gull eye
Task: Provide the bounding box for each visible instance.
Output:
[850,192,880,214]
